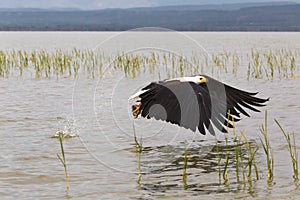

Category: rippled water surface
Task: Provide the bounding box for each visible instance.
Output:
[1,32,300,199]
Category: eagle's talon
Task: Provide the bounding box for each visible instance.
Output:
[132,104,141,118]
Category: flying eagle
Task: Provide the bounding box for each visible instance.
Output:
[129,75,269,135]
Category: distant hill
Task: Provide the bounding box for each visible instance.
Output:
[0,7,80,12]
[0,3,299,31]
[133,1,298,11]
[146,0,300,7]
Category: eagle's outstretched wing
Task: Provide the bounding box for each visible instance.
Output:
[131,75,269,135]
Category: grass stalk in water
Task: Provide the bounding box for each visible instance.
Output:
[223,152,230,184]
[132,121,142,184]
[222,143,229,184]
[57,131,70,191]
[275,119,298,181]
[234,135,242,183]
[182,148,188,190]
[222,111,231,184]
[216,142,222,184]
[133,121,142,153]
[231,115,241,182]
[241,132,259,183]
[260,110,274,183]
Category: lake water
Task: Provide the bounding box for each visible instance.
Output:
[1,31,300,199]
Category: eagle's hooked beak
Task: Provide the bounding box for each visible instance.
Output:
[200,77,206,83]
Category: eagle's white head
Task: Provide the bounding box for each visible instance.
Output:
[193,75,207,84]
[174,75,207,84]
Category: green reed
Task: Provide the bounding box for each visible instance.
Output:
[222,115,232,184]
[216,112,234,184]
[223,150,230,184]
[275,119,299,181]
[230,115,241,182]
[182,148,188,190]
[260,110,274,183]
[132,121,142,184]
[57,131,70,192]
[234,131,248,185]
[232,52,239,77]
[250,49,263,79]
[216,141,222,184]
[234,138,242,183]
[241,132,259,183]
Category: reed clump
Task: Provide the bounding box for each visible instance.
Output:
[248,49,299,80]
[214,109,300,191]
[0,48,298,80]
[217,119,260,187]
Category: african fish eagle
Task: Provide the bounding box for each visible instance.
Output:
[129,75,269,135]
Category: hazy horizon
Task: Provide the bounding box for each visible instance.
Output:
[0,0,299,10]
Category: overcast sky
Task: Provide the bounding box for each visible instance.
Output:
[0,0,299,9]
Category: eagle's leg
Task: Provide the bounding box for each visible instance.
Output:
[132,104,141,118]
